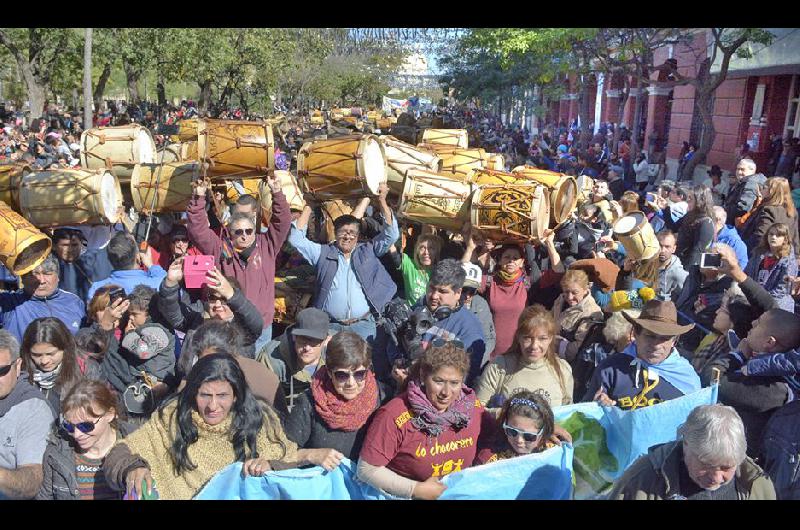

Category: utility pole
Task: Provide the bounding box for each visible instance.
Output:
[83,28,93,129]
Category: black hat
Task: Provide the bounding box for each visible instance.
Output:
[291,308,331,340]
[708,165,723,177]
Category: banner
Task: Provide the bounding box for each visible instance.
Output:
[553,384,719,499]
[196,445,573,501]
[382,96,408,114]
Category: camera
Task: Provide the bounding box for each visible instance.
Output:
[382,300,439,364]
[108,287,127,305]
[699,253,722,269]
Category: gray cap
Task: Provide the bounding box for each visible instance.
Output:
[291,308,331,340]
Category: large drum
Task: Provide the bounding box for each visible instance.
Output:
[320,199,356,242]
[512,166,578,226]
[222,178,263,202]
[0,200,52,276]
[80,125,157,182]
[196,119,275,178]
[260,171,307,218]
[378,136,441,195]
[421,129,469,149]
[297,135,387,200]
[484,153,505,171]
[130,162,199,213]
[613,211,660,261]
[18,169,120,228]
[0,163,32,211]
[470,184,550,243]
[157,143,184,164]
[178,118,199,142]
[423,145,486,180]
[469,169,525,186]
[397,170,472,232]
[577,175,595,206]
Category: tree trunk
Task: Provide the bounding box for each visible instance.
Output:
[683,87,714,180]
[93,62,112,112]
[124,62,140,103]
[613,78,630,156]
[156,72,167,107]
[631,73,645,156]
[198,79,212,111]
[83,28,93,129]
[577,80,592,151]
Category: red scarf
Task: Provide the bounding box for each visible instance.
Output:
[311,366,379,432]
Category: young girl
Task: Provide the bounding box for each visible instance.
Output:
[744,223,798,312]
[474,390,556,464]
[552,270,603,363]
[393,233,443,306]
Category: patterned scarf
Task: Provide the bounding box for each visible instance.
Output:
[33,363,62,390]
[406,379,475,437]
[311,366,379,432]
[496,268,524,286]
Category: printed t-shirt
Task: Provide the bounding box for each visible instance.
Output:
[359,393,494,481]
[757,255,778,285]
[584,353,686,410]
[400,253,430,306]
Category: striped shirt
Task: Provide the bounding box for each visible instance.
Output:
[74,453,118,500]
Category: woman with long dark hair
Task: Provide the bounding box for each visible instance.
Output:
[21,317,101,412]
[740,177,800,254]
[102,353,330,499]
[674,185,716,268]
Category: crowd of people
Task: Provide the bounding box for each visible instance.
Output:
[1,99,799,501]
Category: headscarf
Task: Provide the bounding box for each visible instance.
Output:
[406,379,475,437]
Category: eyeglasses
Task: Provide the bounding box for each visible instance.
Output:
[233,228,254,236]
[335,229,359,238]
[331,369,368,384]
[431,338,465,349]
[61,416,102,434]
[0,363,14,377]
[502,423,543,443]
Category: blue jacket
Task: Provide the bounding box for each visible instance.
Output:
[76,246,114,283]
[716,225,749,271]
[85,266,167,304]
[0,289,85,342]
[745,348,800,394]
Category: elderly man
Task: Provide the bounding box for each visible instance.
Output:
[609,404,776,499]
[86,231,167,303]
[584,300,701,410]
[0,330,54,499]
[712,206,748,271]
[0,254,85,342]
[188,174,290,352]
[655,230,688,302]
[724,158,766,227]
[289,182,398,347]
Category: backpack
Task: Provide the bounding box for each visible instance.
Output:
[761,399,800,499]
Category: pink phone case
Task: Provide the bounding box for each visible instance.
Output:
[183,255,215,289]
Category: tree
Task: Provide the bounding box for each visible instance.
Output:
[83,28,92,128]
[0,28,79,117]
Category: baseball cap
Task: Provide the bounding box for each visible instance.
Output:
[291,308,331,340]
[461,263,482,290]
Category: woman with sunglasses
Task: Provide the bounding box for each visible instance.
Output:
[37,380,136,499]
[357,342,496,500]
[20,317,102,413]
[103,353,328,500]
[284,331,384,462]
[474,390,555,465]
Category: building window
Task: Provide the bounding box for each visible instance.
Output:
[785,75,800,139]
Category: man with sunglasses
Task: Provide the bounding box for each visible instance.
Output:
[157,225,199,270]
[0,330,55,499]
[188,174,291,354]
[288,182,398,373]
[583,300,701,411]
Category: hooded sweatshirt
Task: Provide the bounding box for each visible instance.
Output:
[258,330,327,412]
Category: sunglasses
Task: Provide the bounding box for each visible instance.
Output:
[172,236,189,243]
[331,369,368,384]
[61,416,102,434]
[502,423,543,443]
[233,228,254,237]
[0,363,14,377]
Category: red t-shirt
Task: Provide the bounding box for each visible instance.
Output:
[359,393,495,481]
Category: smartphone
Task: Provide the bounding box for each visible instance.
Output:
[699,252,722,269]
[646,192,657,202]
[108,287,126,306]
[183,255,216,289]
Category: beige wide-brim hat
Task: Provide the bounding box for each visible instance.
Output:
[622,300,694,336]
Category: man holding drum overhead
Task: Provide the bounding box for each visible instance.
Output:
[287,183,399,377]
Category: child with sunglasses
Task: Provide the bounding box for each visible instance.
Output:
[37,380,137,500]
[474,390,556,465]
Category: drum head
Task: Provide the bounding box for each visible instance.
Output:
[613,211,645,236]
[137,129,156,164]
[553,177,578,223]
[99,171,119,223]
[361,137,386,194]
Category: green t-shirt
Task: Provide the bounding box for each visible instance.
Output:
[400,252,430,306]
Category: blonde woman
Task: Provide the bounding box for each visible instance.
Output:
[476,305,574,416]
[552,270,603,363]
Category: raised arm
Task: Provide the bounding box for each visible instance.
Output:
[186,179,223,257]
[263,172,293,254]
